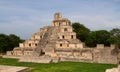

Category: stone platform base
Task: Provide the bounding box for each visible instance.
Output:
[19,57,52,63]
[2,55,93,64]
[2,55,60,63]
[0,65,29,72]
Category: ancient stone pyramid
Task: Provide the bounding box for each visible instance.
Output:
[6,13,119,64]
[10,13,84,56]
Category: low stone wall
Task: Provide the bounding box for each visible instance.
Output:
[60,57,93,63]
[52,57,60,63]
[2,55,22,59]
[19,57,52,63]
[2,55,60,63]
[93,49,118,64]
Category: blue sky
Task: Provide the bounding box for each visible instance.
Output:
[0,0,120,39]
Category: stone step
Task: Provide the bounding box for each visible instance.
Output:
[19,57,52,63]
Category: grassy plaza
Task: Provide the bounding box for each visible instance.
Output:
[0,57,117,72]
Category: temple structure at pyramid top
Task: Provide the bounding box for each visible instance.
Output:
[6,13,119,64]
[52,13,71,26]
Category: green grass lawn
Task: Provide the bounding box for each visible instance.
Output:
[0,57,117,72]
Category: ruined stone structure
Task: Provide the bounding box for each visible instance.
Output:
[6,13,120,64]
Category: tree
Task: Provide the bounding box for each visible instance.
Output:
[0,34,24,53]
[0,34,10,53]
[110,28,120,48]
[8,34,24,51]
[85,30,111,47]
[72,22,90,42]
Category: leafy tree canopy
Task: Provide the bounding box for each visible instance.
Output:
[110,28,120,48]
[0,34,24,53]
[85,30,111,47]
[71,22,120,47]
[72,22,90,42]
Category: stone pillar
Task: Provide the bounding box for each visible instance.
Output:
[97,44,104,49]
[110,44,116,49]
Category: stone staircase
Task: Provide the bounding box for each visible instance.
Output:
[33,26,59,56]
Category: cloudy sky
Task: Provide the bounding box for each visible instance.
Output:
[0,0,120,39]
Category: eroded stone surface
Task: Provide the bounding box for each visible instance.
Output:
[0,65,29,72]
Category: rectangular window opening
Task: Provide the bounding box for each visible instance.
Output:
[60,44,62,47]
[29,44,31,47]
[35,43,37,46]
[71,35,73,39]
[64,28,68,31]
[62,35,64,39]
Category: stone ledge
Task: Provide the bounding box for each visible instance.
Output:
[0,65,29,72]
[19,57,52,63]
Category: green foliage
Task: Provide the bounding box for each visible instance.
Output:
[0,34,10,53]
[85,30,111,47]
[110,28,120,48]
[72,22,90,42]
[0,57,117,72]
[72,22,120,47]
[0,34,24,53]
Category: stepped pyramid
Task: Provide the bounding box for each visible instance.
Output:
[6,13,119,64]
[8,13,84,57]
